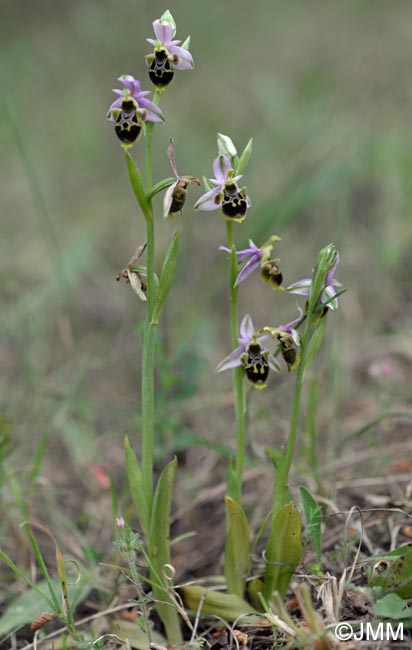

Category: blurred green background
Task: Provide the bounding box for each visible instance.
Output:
[2,0,412,564]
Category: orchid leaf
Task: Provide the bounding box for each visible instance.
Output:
[125,436,150,538]
[299,486,322,562]
[369,547,412,598]
[148,457,181,644]
[180,585,260,622]
[152,230,179,324]
[125,152,150,220]
[373,593,412,621]
[263,502,302,600]
[224,496,250,597]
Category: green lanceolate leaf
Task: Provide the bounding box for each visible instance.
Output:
[224,496,250,597]
[125,436,150,538]
[263,502,302,600]
[180,585,260,622]
[146,177,176,203]
[148,457,181,644]
[152,230,179,324]
[236,138,253,175]
[299,486,322,562]
[125,152,151,220]
[369,547,412,599]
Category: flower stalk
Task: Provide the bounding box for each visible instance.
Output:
[226,221,246,501]
[272,244,340,516]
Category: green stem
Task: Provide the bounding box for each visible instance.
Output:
[226,221,246,501]
[140,90,161,513]
[273,308,313,515]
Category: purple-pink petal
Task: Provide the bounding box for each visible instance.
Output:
[168,44,194,70]
[216,346,245,372]
[235,248,256,261]
[284,306,304,332]
[212,155,231,183]
[235,257,261,286]
[289,328,300,347]
[163,181,178,218]
[138,96,165,122]
[326,253,340,284]
[239,314,254,342]
[194,186,221,211]
[118,75,141,95]
[108,97,122,114]
[152,20,174,44]
[322,285,338,310]
[167,140,178,177]
[287,278,312,295]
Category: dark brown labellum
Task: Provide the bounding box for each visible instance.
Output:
[282,347,297,366]
[169,182,188,214]
[261,261,283,288]
[114,99,142,144]
[243,342,269,386]
[222,183,247,219]
[149,49,175,88]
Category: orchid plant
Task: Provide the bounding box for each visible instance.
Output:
[106,9,345,646]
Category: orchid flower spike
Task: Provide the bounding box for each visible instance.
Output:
[220,236,282,287]
[194,155,251,223]
[107,75,165,147]
[146,10,193,90]
[217,314,280,389]
[163,139,200,219]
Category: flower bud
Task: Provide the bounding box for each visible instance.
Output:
[310,243,338,310]
[217,133,238,160]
